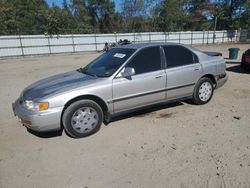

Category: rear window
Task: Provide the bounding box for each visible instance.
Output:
[163,46,198,68]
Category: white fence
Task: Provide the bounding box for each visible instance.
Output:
[0,30,239,58]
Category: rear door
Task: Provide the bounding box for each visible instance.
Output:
[163,45,202,100]
[112,46,167,112]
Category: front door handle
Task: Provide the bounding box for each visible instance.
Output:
[194,67,200,71]
[155,75,164,79]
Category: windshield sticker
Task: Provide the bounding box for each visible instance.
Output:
[114,53,126,58]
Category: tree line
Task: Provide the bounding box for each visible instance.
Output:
[0,0,249,35]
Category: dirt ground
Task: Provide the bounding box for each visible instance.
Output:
[0,43,249,188]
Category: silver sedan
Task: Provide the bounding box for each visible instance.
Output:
[13,43,228,138]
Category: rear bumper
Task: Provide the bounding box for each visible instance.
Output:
[12,99,63,132]
[216,73,228,89]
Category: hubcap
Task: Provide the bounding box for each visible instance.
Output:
[198,82,212,102]
[71,107,99,133]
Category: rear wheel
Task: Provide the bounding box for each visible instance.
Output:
[192,77,214,105]
[63,100,103,138]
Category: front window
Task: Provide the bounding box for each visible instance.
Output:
[126,46,162,75]
[78,48,135,77]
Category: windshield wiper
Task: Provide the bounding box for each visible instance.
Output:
[77,68,85,73]
[77,68,98,77]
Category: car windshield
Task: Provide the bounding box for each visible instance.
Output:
[78,48,136,77]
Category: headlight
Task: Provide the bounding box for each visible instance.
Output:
[24,100,35,110]
[24,100,49,111]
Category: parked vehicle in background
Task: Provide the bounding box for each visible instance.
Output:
[102,39,132,52]
[118,39,132,46]
[12,43,228,138]
[241,49,250,71]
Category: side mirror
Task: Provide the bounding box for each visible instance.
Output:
[121,67,135,78]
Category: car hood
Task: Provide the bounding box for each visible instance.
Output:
[22,70,99,101]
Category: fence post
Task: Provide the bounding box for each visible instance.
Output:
[19,34,24,56]
[47,36,51,54]
[133,32,136,43]
[115,32,117,43]
[71,34,75,53]
[179,32,181,44]
[191,31,193,46]
[213,32,216,44]
[202,31,205,45]
[149,32,151,42]
[207,31,209,44]
[222,32,224,43]
[165,32,167,42]
[94,34,97,51]
[235,30,238,42]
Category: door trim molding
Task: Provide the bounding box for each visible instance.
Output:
[108,83,195,104]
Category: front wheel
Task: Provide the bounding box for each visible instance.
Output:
[63,100,103,138]
[192,77,214,105]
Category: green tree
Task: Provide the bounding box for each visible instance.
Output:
[14,0,48,34]
[71,0,94,33]
[1,0,250,35]
[0,0,49,34]
[121,0,154,32]
[241,0,250,29]
[85,0,116,33]
[185,0,213,30]
[0,0,17,34]
[209,0,250,30]
[153,0,187,32]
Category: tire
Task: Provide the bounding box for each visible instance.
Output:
[192,77,214,105]
[63,100,103,138]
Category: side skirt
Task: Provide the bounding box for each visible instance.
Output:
[105,96,192,123]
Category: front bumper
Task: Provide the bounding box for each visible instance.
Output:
[12,99,63,132]
[216,73,228,89]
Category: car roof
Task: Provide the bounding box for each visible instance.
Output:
[119,42,189,50]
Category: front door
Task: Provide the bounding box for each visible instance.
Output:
[112,46,167,112]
